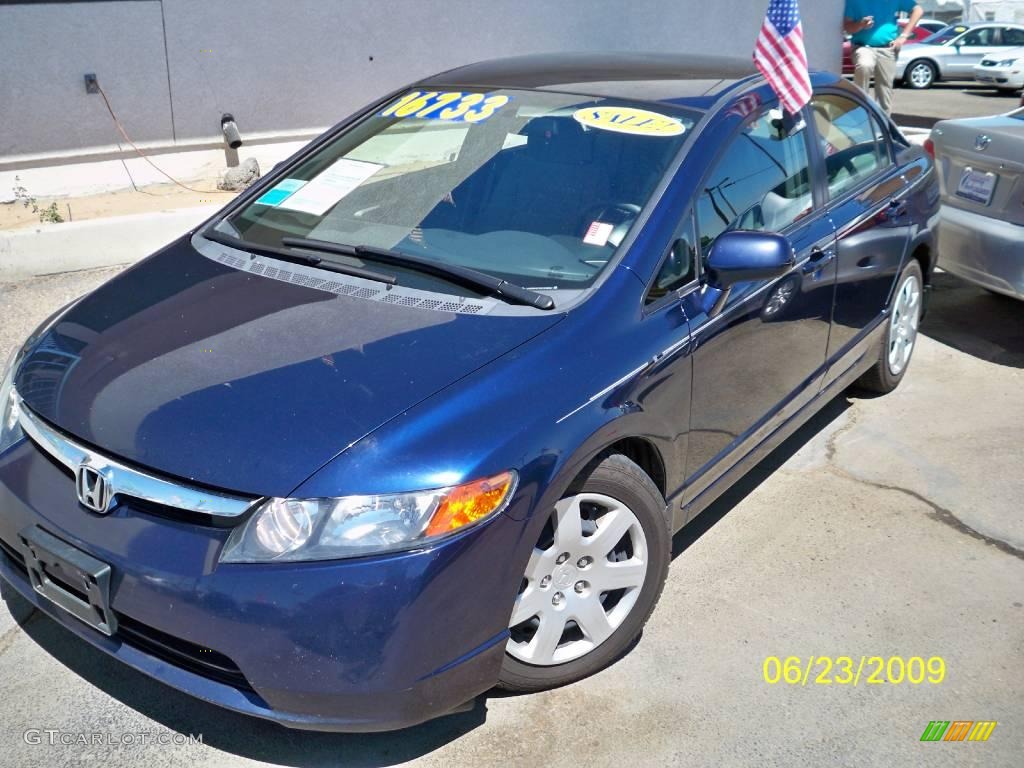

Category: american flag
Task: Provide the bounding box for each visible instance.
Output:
[754,0,812,116]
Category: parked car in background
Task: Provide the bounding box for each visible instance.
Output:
[842,21,931,76]
[917,19,955,35]
[930,107,1024,299]
[897,22,1024,89]
[0,54,938,732]
[974,46,1024,93]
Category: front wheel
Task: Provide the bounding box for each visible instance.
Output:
[905,60,937,89]
[498,454,670,692]
[856,260,923,394]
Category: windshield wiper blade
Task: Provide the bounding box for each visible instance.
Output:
[281,236,556,311]
[204,229,398,285]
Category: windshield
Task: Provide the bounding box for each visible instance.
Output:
[923,24,969,44]
[214,88,698,296]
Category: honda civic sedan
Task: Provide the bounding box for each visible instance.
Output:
[0,53,938,732]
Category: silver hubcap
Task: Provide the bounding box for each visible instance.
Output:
[765,282,794,316]
[888,274,921,376]
[507,493,648,666]
[910,63,933,87]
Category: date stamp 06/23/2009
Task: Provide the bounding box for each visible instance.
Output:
[762,655,945,686]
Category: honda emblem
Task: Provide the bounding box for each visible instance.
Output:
[76,464,111,513]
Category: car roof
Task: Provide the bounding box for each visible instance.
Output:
[418,52,769,108]
[954,21,1024,29]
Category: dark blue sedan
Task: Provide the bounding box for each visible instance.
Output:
[0,54,938,731]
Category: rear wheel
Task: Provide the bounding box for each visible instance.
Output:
[856,260,923,394]
[905,60,937,89]
[498,454,670,692]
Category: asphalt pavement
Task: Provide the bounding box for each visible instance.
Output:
[890,81,1021,128]
[0,264,1021,768]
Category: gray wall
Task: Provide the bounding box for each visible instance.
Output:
[0,0,844,161]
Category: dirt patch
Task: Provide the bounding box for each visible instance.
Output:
[0,179,236,231]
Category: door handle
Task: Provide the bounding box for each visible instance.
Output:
[889,198,908,217]
[803,246,835,274]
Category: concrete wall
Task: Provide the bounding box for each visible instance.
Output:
[0,0,844,163]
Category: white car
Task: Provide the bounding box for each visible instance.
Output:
[930,107,1024,299]
[896,22,1024,89]
[974,46,1024,93]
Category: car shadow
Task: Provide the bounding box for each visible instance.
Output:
[921,271,1024,368]
[671,395,853,558]
[5,605,490,768]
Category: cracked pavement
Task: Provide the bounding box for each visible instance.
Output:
[1,266,1022,767]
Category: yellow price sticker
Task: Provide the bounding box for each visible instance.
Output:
[381,91,510,123]
[573,106,686,137]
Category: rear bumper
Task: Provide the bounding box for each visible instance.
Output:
[938,204,1024,299]
[0,437,526,732]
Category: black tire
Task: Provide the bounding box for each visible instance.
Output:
[1,578,37,624]
[497,453,671,692]
[905,59,937,90]
[856,259,924,394]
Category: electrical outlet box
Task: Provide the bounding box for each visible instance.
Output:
[84,74,99,94]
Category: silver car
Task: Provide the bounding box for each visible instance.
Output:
[896,22,1024,89]
[930,108,1024,299]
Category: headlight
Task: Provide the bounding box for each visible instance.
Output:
[220,470,517,563]
[0,347,25,455]
[1,295,85,455]
[996,58,1019,67]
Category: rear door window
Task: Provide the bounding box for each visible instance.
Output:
[1002,27,1024,46]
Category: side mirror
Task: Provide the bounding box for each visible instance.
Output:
[706,230,795,289]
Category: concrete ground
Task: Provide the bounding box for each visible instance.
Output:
[890,81,1021,128]
[0,264,1021,768]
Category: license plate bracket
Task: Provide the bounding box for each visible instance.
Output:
[955,167,998,206]
[18,526,117,636]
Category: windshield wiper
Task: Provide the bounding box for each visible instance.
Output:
[204,229,398,285]
[281,236,556,311]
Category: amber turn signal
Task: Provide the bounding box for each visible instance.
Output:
[424,471,516,537]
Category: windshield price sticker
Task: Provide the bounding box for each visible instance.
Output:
[380,91,510,123]
[254,178,306,207]
[573,107,686,137]
[277,158,383,216]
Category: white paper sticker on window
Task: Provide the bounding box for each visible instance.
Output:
[278,158,384,216]
[583,221,614,247]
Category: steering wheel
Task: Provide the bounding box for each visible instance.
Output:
[579,202,642,248]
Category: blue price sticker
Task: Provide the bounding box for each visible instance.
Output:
[254,178,306,206]
[380,91,510,123]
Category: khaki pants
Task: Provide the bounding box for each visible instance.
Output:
[853,45,897,114]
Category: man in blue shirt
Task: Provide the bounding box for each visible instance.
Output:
[844,0,923,114]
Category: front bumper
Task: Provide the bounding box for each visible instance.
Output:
[0,435,528,731]
[938,204,1024,299]
[973,66,1024,89]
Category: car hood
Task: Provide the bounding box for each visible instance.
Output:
[14,237,562,497]
[980,46,1024,62]
[901,42,948,57]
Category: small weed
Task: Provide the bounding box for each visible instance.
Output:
[12,176,65,223]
